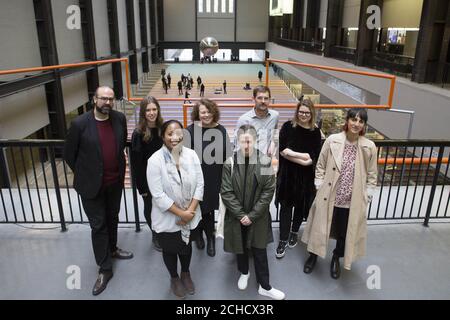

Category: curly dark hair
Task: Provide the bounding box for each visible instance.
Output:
[191,98,220,123]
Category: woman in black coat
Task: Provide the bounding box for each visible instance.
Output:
[130,96,164,250]
[185,98,232,256]
[275,99,322,259]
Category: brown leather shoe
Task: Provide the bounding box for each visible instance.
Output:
[170,277,186,299]
[92,271,113,296]
[180,272,195,295]
[111,248,134,259]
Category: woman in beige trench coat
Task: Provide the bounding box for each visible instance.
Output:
[301,108,378,279]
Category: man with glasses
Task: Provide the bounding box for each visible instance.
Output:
[234,85,279,158]
[64,86,133,296]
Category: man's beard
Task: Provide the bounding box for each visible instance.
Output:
[256,102,268,111]
[95,104,111,115]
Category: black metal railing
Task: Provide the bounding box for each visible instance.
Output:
[330,46,356,63]
[1,139,449,231]
[366,52,414,76]
[274,38,323,55]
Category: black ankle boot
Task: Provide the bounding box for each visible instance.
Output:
[152,231,162,252]
[303,253,317,274]
[196,233,205,250]
[206,236,215,257]
[330,254,341,279]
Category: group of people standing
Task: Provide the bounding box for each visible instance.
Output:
[175,73,206,102]
[64,83,377,299]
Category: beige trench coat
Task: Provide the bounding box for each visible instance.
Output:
[301,132,378,270]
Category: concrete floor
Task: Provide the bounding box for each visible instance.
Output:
[1,222,450,300]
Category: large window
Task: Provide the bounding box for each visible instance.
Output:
[164,49,193,62]
[377,28,419,57]
[239,50,265,62]
[198,0,234,14]
[270,0,293,16]
[200,49,231,61]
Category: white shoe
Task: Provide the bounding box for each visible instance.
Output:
[237,273,250,290]
[258,285,286,300]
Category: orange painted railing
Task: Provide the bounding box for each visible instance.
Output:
[1,58,396,112]
[129,97,254,102]
[0,58,132,99]
[265,58,396,109]
[378,157,449,165]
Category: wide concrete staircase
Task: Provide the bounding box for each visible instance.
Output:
[122,65,334,187]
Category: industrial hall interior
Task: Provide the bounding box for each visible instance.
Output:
[0,0,450,300]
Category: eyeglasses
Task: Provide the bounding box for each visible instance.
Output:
[255,96,270,101]
[298,111,311,116]
[97,96,115,103]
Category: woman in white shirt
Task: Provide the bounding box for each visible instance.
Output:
[147,120,204,299]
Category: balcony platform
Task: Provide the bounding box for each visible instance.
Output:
[1,222,449,300]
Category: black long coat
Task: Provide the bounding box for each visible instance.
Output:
[186,124,232,213]
[275,121,322,212]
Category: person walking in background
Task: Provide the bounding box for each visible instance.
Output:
[200,83,205,97]
[184,90,191,104]
[302,108,377,279]
[167,73,171,88]
[258,70,263,82]
[197,76,202,88]
[178,80,183,95]
[275,99,322,259]
[223,80,227,94]
[130,96,164,252]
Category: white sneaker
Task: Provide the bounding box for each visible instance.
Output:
[258,285,286,300]
[237,273,250,290]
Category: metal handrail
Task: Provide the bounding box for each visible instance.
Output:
[265,58,396,109]
[0,58,132,99]
[0,139,449,230]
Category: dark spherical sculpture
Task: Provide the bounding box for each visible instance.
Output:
[200,37,219,57]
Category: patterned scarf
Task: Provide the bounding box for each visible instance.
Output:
[162,146,193,244]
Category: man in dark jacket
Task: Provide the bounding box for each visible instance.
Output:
[200,83,205,97]
[64,86,133,296]
[167,73,171,88]
[178,80,183,95]
[220,124,285,300]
